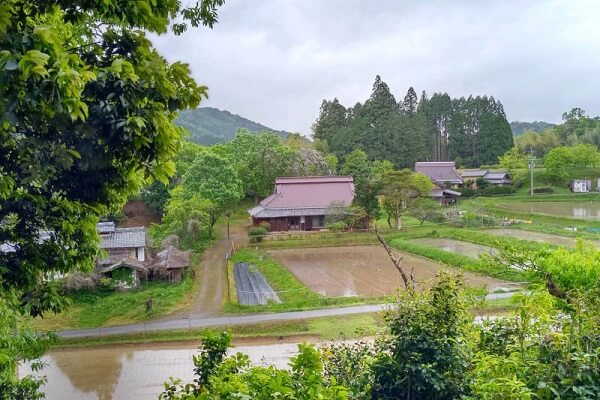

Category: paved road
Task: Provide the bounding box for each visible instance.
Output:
[59,292,518,339]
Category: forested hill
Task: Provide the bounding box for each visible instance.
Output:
[510,121,555,136]
[175,107,293,145]
[313,76,513,168]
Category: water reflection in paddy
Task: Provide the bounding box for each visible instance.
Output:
[412,238,496,258]
[20,341,302,400]
[497,201,600,220]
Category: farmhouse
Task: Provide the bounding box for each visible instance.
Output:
[415,161,464,188]
[97,222,146,265]
[431,181,461,206]
[248,176,355,232]
[461,169,511,187]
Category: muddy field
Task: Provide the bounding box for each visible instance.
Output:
[484,228,580,247]
[267,246,515,297]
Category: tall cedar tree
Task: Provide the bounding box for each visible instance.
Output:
[314,77,513,167]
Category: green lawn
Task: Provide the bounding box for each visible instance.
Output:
[225,249,387,313]
[30,278,195,331]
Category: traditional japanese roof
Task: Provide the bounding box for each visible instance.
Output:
[151,246,191,270]
[249,176,354,218]
[99,257,147,274]
[431,188,462,198]
[415,162,464,184]
[461,169,488,178]
[485,172,510,181]
[99,226,146,249]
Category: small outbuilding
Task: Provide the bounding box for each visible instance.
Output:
[99,257,148,289]
[570,179,592,193]
[150,245,191,283]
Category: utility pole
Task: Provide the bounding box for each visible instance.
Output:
[528,151,536,197]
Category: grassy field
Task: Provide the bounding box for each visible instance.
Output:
[30,278,196,331]
[225,249,387,313]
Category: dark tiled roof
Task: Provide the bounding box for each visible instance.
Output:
[99,227,146,249]
[462,169,488,178]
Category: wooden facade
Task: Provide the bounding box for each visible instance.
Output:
[253,215,326,232]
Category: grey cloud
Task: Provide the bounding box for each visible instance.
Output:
[150,0,600,134]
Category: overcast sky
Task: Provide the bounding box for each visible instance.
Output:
[150,0,600,135]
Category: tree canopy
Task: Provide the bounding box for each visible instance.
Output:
[313,76,513,168]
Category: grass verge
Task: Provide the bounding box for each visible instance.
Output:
[55,313,387,348]
[388,238,526,282]
[224,249,387,314]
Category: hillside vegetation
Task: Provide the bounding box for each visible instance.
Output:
[510,120,555,135]
[175,107,293,145]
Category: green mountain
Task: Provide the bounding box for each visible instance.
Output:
[510,121,555,136]
[175,107,293,145]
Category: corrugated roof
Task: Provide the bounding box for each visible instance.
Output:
[485,172,509,180]
[99,227,146,249]
[100,257,147,273]
[415,162,464,184]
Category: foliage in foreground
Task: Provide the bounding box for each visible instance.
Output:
[165,243,600,399]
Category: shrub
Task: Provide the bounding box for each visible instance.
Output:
[533,187,554,194]
[481,186,515,196]
[248,227,267,243]
[326,221,347,232]
[258,221,271,231]
[458,188,476,197]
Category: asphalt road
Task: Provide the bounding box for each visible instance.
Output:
[59,291,517,339]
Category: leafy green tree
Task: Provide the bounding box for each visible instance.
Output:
[543,146,574,183]
[180,151,243,229]
[380,170,430,230]
[371,272,473,399]
[225,130,293,201]
[498,147,527,171]
[0,0,216,317]
[571,143,599,167]
[342,149,380,218]
[149,187,212,250]
[410,197,442,225]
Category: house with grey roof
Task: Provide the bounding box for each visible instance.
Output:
[461,169,511,187]
[97,222,147,266]
[248,176,355,231]
[415,162,464,188]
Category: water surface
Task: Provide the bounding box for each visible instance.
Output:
[412,238,496,258]
[20,341,302,400]
[497,201,600,220]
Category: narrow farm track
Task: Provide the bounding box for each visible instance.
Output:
[161,220,249,320]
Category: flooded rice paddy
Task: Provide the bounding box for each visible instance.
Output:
[496,201,600,220]
[412,238,496,258]
[484,228,583,247]
[20,340,303,400]
[267,245,512,297]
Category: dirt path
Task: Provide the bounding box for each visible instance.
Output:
[169,220,248,318]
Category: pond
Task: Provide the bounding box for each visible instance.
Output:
[496,201,600,220]
[412,238,496,259]
[19,341,304,400]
